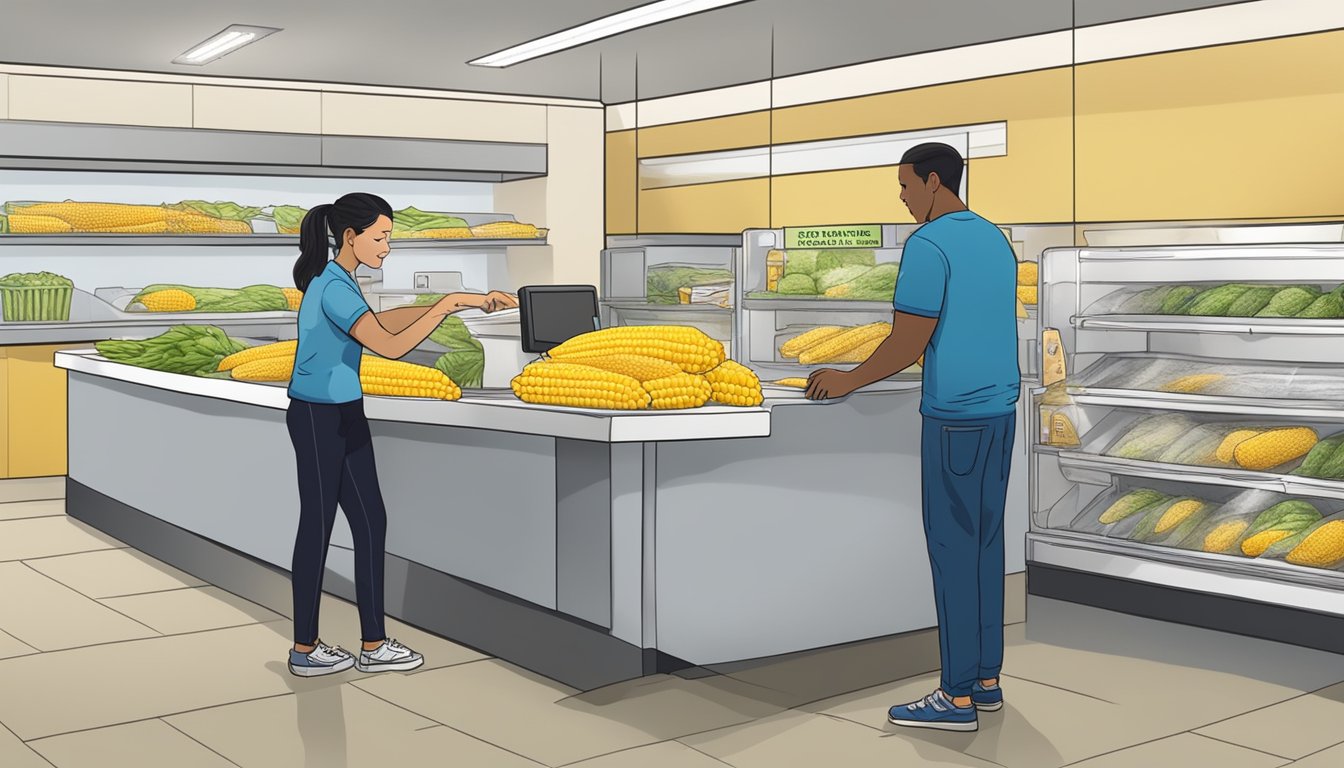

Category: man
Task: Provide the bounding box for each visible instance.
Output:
[806,142,1020,732]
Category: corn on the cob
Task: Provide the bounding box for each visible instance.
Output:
[19,202,165,230]
[1242,529,1295,557]
[469,221,540,239]
[230,355,294,382]
[164,208,251,234]
[831,336,884,364]
[282,288,304,312]
[217,340,299,371]
[644,372,712,410]
[8,214,74,233]
[360,357,461,400]
[780,326,847,359]
[1233,427,1318,471]
[1216,429,1261,464]
[511,361,651,410]
[1203,520,1250,552]
[138,289,197,312]
[775,378,810,388]
[1160,374,1225,394]
[104,222,168,233]
[1284,521,1344,568]
[1017,285,1038,305]
[1017,261,1038,286]
[401,227,474,239]
[797,323,891,365]
[564,354,682,382]
[546,326,725,374]
[704,360,763,406]
[1155,500,1206,535]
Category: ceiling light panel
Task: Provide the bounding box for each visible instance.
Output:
[173,25,280,66]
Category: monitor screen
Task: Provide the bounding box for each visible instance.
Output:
[518,285,600,353]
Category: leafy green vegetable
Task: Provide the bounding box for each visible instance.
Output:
[392,207,468,232]
[814,265,874,293]
[168,200,264,221]
[777,274,817,295]
[646,266,734,304]
[430,316,485,388]
[271,206,308,232]
[820,249,877,268]
[95,325,248,376]
[127,284,288,312]
[0,214,8,234]
[828,262,899,300]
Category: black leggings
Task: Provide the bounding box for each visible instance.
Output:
[286,398,387,645]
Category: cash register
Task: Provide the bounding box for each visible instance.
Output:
[518,285,601,354]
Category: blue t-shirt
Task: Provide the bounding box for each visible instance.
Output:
[287,261,371,404]
[893,211,1021,419]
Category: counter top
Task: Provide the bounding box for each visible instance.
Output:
[1,315,296,346]
[55,351,773,443]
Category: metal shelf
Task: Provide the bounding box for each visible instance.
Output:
[1070,390,1344,421]
[1053,449,1344,502]
[601,301,732,313]
[1076,314,1344,336]
[0,235,548,249]
[742,298,895,312]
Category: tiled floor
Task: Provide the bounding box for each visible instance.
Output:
[2,477,1343,767]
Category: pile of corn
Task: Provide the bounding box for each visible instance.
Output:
[778,323,925,368]
[6,202,251,234]
[510,326,762,410]
[1109,415,1318,472]
[220,341,461,400]
[1017,261,1038,306]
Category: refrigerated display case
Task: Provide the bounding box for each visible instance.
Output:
[598,235,739,356]
[1029,244,1344,653]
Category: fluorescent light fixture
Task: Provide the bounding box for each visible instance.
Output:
[173,25,280,66]
[469,0,748,67]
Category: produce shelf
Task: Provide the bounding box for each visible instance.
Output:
[1075,314,1344,336]
[0,235,548,249]
[1052,449,1344,502]
[1070,391,1344,421]
[742,298,895,312]
[600,301,732,314]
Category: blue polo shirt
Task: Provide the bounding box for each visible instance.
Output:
[893,211,1020,419]
[287,261,371,404]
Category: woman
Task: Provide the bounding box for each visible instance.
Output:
[285,192,516,677]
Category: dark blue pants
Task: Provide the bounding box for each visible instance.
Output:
[921,411,1015,697]
[287,398,387,645]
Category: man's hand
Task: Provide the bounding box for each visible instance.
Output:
[805,368,861,400]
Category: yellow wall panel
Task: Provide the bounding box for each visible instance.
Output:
[1076,32,1344,222]
[772,168,913,228]
[606,131,638,234]
[7,345,74,478]
[969,116,1074,224]
[639,179,769,234]
[638,111,771,158]
[0,349,8,477]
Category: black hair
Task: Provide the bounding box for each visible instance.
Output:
[900,143,965,197]
[293,192,394,291]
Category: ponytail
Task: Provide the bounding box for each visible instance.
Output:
[292,193,394,292]
[293,204,333,292]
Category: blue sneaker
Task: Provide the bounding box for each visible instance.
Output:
[887,690,978,732]
[972,681,1004,711]
[287,641,355,677]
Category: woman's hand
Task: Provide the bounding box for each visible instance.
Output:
[431,291,518,316]
[480,291,518,313]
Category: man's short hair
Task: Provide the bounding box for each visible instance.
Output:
[900,143,964,194]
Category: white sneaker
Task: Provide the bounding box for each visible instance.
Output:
[356,638,424,673]
[288,641,355,677]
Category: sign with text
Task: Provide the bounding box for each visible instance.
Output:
[784,225,883,249]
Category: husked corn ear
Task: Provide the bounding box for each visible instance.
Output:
[1285,521,1344,568]
[1159,374,1225,394]
[1017,285,1038,305]
[780,326,847,359]
[644,372,712,410]
[217,340,299,371]
[1155,500,1206,535]
[402,227,473,239]
[511,361,652,410]
[8,213,74,233]
[1242,529,1294,557]
[469,221,540,239]
[360,357,461,400]
[230,355,294,382]
[282,288,304,312]
[103,222,168,233]
[139,289,197,312]
[831,336,884,364]
[1203,520,1250,552]
[705,360,763,406]
[1233,427,1318,471]
[797,323,891,365]
[775,378,810,388]
[20,202,164,230]
[566,354,682,382]
[547,326,725,373]
[1017,261,1038,286]
[1216,430,1261,464]
[164,208,251,234]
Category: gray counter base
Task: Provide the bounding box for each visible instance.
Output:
[67,479,688,690]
